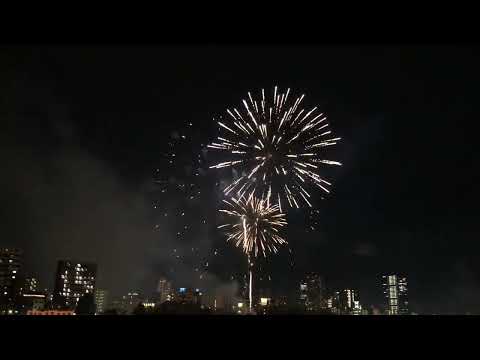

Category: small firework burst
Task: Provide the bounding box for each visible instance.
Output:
[218,193,287,258]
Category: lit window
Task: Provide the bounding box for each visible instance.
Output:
[12,270,16,274]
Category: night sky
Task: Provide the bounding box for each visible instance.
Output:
[1,45,479,314]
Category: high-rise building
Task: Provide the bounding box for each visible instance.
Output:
[21,277,38,294]
[352,300,362,315]
[339,289,356,311]
[382,274,409,315]
[8,274,40,310]
[327,291,339,314]
[299,273,326,311]
[156,278,172,304]
[339,289,360,314]
[0,248,23,314]
[94,289,109,314]
[53,260,97,309]
[327,289,360,315]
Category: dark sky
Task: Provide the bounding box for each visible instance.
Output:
[1,45,479,314]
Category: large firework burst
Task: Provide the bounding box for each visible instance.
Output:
[208,86,341,211]
[218,194,287,258]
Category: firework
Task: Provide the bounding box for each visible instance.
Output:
[218,194,287,258]
[218,193,287,312]
[208,86,341,210]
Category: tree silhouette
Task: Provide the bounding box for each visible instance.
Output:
[133,303,146,315]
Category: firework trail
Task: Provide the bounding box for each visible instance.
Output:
[218,193,287,312]
[208,86,341,211]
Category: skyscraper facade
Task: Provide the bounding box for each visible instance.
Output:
[382,274,409,315]
[0,248,23,314]
[21,277,38,293]
[327,289,361,315]
[94,289,109,314]
[156,278,172,304]
[299,273,326,311]
[53,261,97,309]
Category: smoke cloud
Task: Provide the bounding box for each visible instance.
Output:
[0,71,235,300]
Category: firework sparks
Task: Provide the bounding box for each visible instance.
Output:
[218,194,287,258]
[208,86,341,209]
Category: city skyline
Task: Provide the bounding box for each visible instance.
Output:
[0,246,413,315]
[2,45,479,314]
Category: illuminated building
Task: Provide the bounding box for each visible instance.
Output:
[5,274,41,313]
[17,292,47,314]
[327,289,361,315]
[339,289,359,314]
[0,248,23,314]
[142,301,155,308]
[299,273,326,311]
[352,300,362,315]
[156,278,172,304]
[327,296,333,309]
[327,291,340,314]
[23,277,38,293]
[14,275,40,296]
[234,301,248,314]
[299,283,308,305]
[94,289,109,314]
[27,309,74,315]
[340,289,355,311]
[255,286,272,312]
[53,260,97,310]
[175,288,202,305]
[121,292,142,314]
[382,274,409,315]
[260,297,271,306]
[256,297,272,314]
